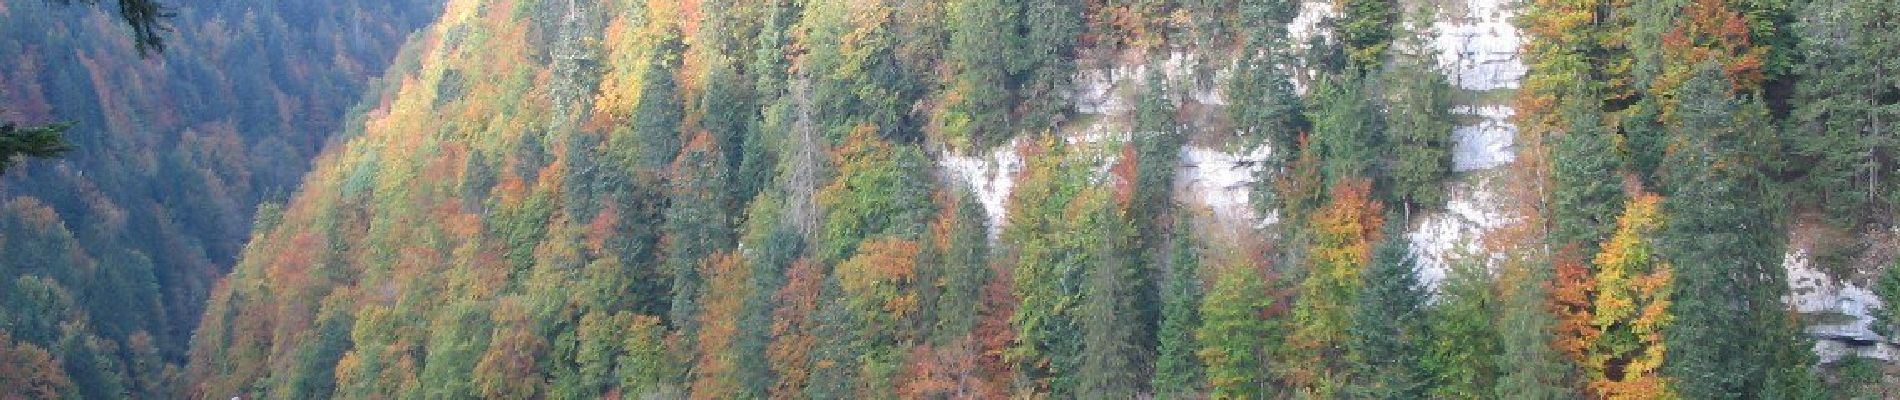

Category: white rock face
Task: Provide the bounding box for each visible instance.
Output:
[1451,105,1518,171]
[1432,0,1527,91]
[939,141,1024,238]
[1407,175,1514,286]
[1405,0,1526,281]
[1176,145,1274,226]
[1785,250,1896,362]
[1075,51,1226,115]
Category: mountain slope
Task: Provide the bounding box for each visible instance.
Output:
[0,0,439,395]
[184,0,1900,397]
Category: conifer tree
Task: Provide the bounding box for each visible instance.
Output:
[1426,258,1501,399]
[1789,0,1900,222]
[939,0,1019,148]
[1151,213,1205,399]
[664,131,735,339]
[1659,64,1809,399]
[1346,222,1432,399]
[1308,80,1384,189]
[1290,178,1383,394]
[1229,0,1305,161]
[1197,263,1276,400]
[1379,37,1454,210]
[1493,257,1578,400]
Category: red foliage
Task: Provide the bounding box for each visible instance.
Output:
[768,258,822,400]
[692,252,749,399]
[1111,143,1139,211]
[1549,246,1598,364]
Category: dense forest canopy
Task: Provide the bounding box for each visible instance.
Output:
[2,0,1899,397]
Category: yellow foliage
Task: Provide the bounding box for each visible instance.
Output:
[1585,194,1675,400]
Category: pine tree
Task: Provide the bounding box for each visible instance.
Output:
[1308,80,1384,189]
[1548,83,1625,252]
[0,123,73,175]
[1379,37,1454,210]
[939,0,1018,148]
[1338,0,1399,71]
[930,190,991,344]
[1012,0,1084,132]
[1493,257,1578,400]
[664,131,735,340]
[1345,222,1432,399]
[1229,0,1305,160]
[1076,208,1138,399]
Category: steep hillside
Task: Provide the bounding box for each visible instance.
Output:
[186,0,1900,398]
[0,0,439,396]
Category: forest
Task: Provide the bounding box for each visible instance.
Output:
[2,0,1899,398]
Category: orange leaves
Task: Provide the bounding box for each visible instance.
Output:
[839,239,924,319]
[1310,178,1385,274]
[0,330,73,399]
[768,258,821,400]
[1551,248,1600,364]
[1111,143,1140,211]
[691,251,749,399]
[1563,193,1675,399]
[1290,177,1384,383]
[1656,0,1767,98]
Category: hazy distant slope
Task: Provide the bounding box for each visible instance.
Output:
[0,0,438,395]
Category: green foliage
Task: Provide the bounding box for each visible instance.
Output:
[1151,214,1204,399]
[1338,0,1398,71]
[1427,258,1502,399]
[1492,260,1578,400]
[1788,0,1900,223]
[1076,201,1139,400]
[939,0,1019,149]
[1308,78,1384,188]
[1345,226,1432,399]
[816,129,934,263]
[0,123,72,175]
[1378,51,1454,209]
[1012,0,1085,132]
[1197,264,1276,400]
[930,191,991,344]
[1228,0,1305,159]
[1877,262,1900,337]
[1003,138,1124,397]
[1549,86,1627,251]
[664,132,735,341]
[1659,64,1806,400]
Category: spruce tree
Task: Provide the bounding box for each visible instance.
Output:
[1308,79,1384,188]
[1379,42,1454,210]
[0,123,72,175]
[1345,222,1432,399]
[1659,64,1811,399]
[1151,213,1205,399]
[1492,258,1578,400]
[1197,264,1276,400]
[1789,0,1900,222]
[1549,83,1626,252]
